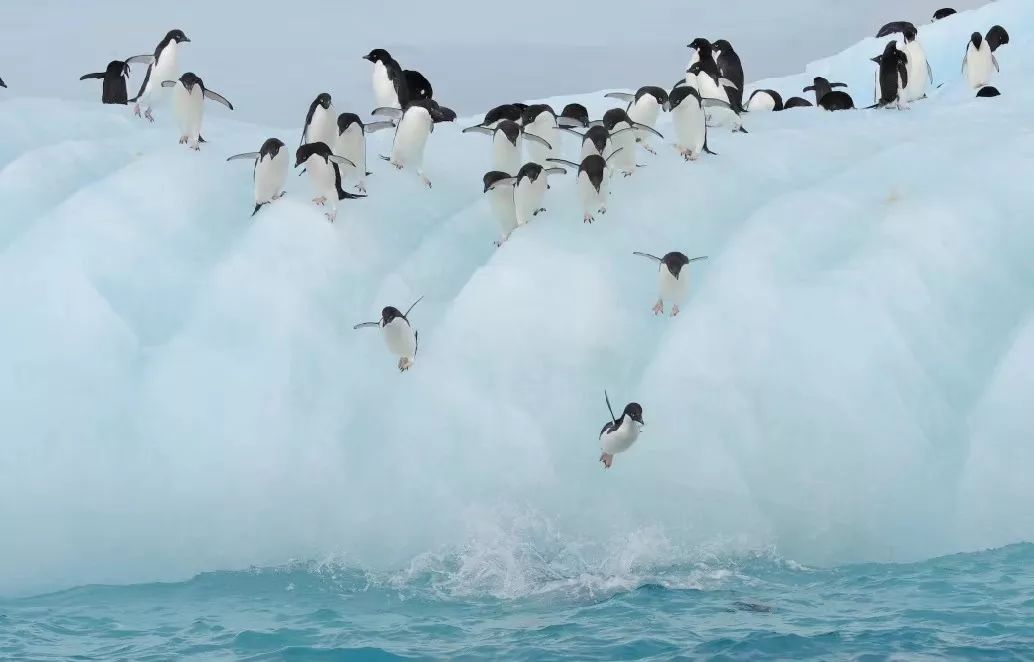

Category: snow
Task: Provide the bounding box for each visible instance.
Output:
[1,0,1033,596]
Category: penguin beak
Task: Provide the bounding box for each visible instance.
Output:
[181,36,191,43]
[363,55,373,62]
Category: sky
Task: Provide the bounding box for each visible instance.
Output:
[0,0,986,126]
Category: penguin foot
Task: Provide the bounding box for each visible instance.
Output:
[325,210,337,223]
[599,206,608,215]
[274,191,286,199]
[178,136,187,144]
[653,300,664,316]
[398,357,413,372]
[391,161,403,170]
[600,453,613,469]
[533,207,546,216]
[643,145,658,156]
[420,174,432,189]
[671,304,681,317]
[144,108,154,123]
[355,182,367,194]
[312,196,327,206]
[190,143,200,152]
[583,213,595,224]
[622,170,633,178]
[133,104,142,118]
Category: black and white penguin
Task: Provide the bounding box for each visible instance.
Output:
[976,86,1001,98]
[353,297,423,372]
[130,29,190,122]
[335,113,396,194]
[159,73,233,150]
[595,108,663,175]
[481,103,527,128]
[604,87,670,155]
[482,171,519,246]
[374,99,457,188]
[746,89,784,112]
[876,21,916,38]
[933,8,956,21]
[363,49,399,109]
[547,151,625,223]
[633,251,708,317]
[684,62,745,132]
[80,56,153,105]
[687,38,738,105]
[963,31,997,89]
[510,162,567,226]
[987,25,1010,52]
[226,138,289,217]
[294,142,363,222]
[598,391,645,469]
[558,103,590,128]
[668,86,719,161]
[462,120,551,175]
[560,124,615,161]
[521,104,560,165]
[871,41,910,109]
[712,39,745,111]
[803,77,854,110]
[302,93,337,147]
[898,25,932,102]
[783,96,813,109]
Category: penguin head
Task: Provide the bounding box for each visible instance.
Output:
[668,85,701,110]
[166,29,190,44]
[364,48,392,64]
[637,86,669,108]
[903,25,918,42]
[712,39,733,53]
[602,108,631,130]
[521,104,555,126]
[687,62,704,77]
[381,306,405,325]
[106,60,127,77]
[585,126,610,155]
[260,137,285,159]
[337,112,362,135]
[180,72,202,92]
[315,93,332,110]
[483,171,513,193]
[517,162,543,183]
[623,403,645,426]
[560,103,589,128]
[662,252,691,279]
[687,38,713,54]
[970,32,983,49]
[498,120,521,146]
[294,142,330,167]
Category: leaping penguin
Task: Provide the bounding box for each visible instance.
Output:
[130,29,190,122]
[374,99,457,188]
[633,251,708,317]
[226,138,289,217]
[294,142,363,222]
[483,171,519,246]
[354,297,423,372]
[598,391,645,469]
[484,162,568,227]
[160,72,233,150]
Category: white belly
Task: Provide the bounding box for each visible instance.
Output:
[173,85,204,140]
[966,44,994,89]
[578,172,606,212]
[488,187,518,238]
[524,115,556,164]
[306,106,337,147]
[514,176,546,225]
[142,43,179,102]
[747,92,776,112]
[609,125,637,171]
[601,418,641,455]
[335,126,366,182]
[373,63,398,109]
[901,42,929,101]
[673,103,706,153]
[255,151,288,204]
[306,158,338,207]
[685,52,700,82]
[382,317,417,359]
[659,267,687,304]
[492,136,521,175]
[627,97,660,145]
[391,109,432,169]
[581,140,604,159]
[697,72,729,102]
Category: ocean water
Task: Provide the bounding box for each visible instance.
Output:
[3,545,1033,659]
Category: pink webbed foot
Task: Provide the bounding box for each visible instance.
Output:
[671,304,681,317]
[133,104,142,118]
[398,357,413,372]
[312,196,327,206]
[144,108,154,123]
[653,300,664,316]
[600,453,613,469]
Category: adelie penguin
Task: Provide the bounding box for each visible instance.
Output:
[681,63,745,132]
[598,391,645,469]
[633,251,708,317]
[226,138,289,217]
[897,25,932,102]
[294,142,363,222]
[521,104,560,165]
[604,87,669,156]
[712,39,745,111]
[870,41,910,110]
[686,38,738,106]
[593,108,664,176]
[364,49,399,109]
[783,96,813,109]
[374,99,456,188]
[480,103,527,128]
[933,8,956,21]
[668,85,721,161]
[547,150,625,223]
[803,77,854,111]
[461,120,551,176]
[746,89,783,112]
[335,113,396,194]
[363,49,434,110]
[964,27,1009,89]
[160,73,233,150]
[301,93,337,148]
[561,125,618,161]
[484,162,568,227]
[353,297,423,372]
[79,56,153,105]
[482,171,519,246]
[130,29,190,122]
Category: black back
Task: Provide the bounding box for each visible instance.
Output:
[483,170,513,192]
[986,25,1010,52]
[933,8,956,20]
[99,60,130,104]
[874,41,909,105]
[337,112,363,134]
[484,103,523,125]
[783,96,813,109]
[560,103,589,127]
[260,137,285,160]
[497,120,521,145]
[295,141,333,167]
[661,252,691,278]
[584,125,611,155]
[521,103,555,125]
[976,86,1001,98]
[749,89,784,110]
[876,21,916,38]
[819,91,855,111]
[805,77,850,106]
[516,162,544,183]
[712,39,744,109]
[635,86,669,105]
[580,154,607,191]
[404,70,433,101]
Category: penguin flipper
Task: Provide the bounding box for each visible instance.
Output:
[160,80,177,88]
[927,60,935,84]
[557,116,587,128]
[329,154,357,168]
[605,92,635,102]
[252,202,264,217]
[485,176,518,191]
[701,98,732,111]
[79,72,105,81]
[633,251,663,263]
[898,60,910,90]
[703,140,718,155]
[546,158,581,170]
[523,132,552,150]
[558,127,586,138]
[543,167,567,176]
[203,88,234,110]
[125,54,154,65]
[226,152,260,162]
[719,77,739,90]
[130,64,153,102]
[632,122,664,139]
[372,107,404,119]
[461,125,494,136]
[353,321,380,330]
[993,54,1000,72]
[363,120,396,133]
[414,330,419,358]
[404,296,425,318]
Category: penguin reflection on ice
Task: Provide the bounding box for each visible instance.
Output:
[634,251,708,316]
[354,297,423,372]
[598,391,645,469]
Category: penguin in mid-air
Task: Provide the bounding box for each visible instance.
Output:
[226,138,289,216]
[712,39,745,111]
[963,29,1006,90]
[633,251,708,317]
[160,72,233,150]
[803,77,854,110]
[933,8,956,21]
[301,93,337,147]
[130,29,190,122]
[487,162,568,227]
[482,171,520,246]
[294,142,363,222]
[870,41,910,109]
[598,391,645,469]
[80,56,153,105]
[746,89,784,112]
[604,87,670,156]
[547,151,625,223]
[461,120,551,175]
[668,86,723,161]
[783,96,813,109]
[353,297,423,372]
[374,99,456,188]
[334,113,396,194]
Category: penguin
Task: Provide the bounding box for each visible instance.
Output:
[353,297,423,372]
[686,38,738,104]
[560,125,615,161]
[604,87,669,155]
[159,73,233,150]
[668,86,719,161]
[976,86,1000,98]
[898,25,932,102]
[302,93,337,147]
[130,29,190,122]
[558,103,589,128]
[79,56,152,105]
[482,171,519,246]
[963,32,997,90]
[374,99,456,188]
[746,89,784,112]
[294,142,363,222]
[595,108,664,176]
[481,103,527,128]
[783,96,813,109]
[363,49,399,109]
[633,251,708,317]
[509,162,568,226]
[462,120,551,175]
[986,25,1010,52]
[546,151,625,223]
[402,70,433,103]
[876,21,916,38]
[335,113,396,194]
[871,41,910,109]
[684,62,745,132]
[521,104,560,165]
[226,138,289,217]
[712,39,745,111]
[598,391,645,469]
[803,77,854,111]
[933,8,956,21]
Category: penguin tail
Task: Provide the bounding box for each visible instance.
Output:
[366,171,373,176]
[198,135,207,144]
[737,126,749,134]
[339,191,367,200]
[703,143,718,155]
[252,203,263,217]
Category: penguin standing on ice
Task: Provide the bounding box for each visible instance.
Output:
[160,72,233,150]
[79,56,153,105]
[687,39,739,106]
[668,86,723,161]
[712,39,745,111]
[521,104,560,165]
[483,171,519,246]
[598,391,645,469]
[226,138,289,216]
[604,87,669,156]
[294,142,363,222]
[354,297,423,372]
[301,93,337,147]
[374,99,456,188]
[597,108,663,176]
[130,29,190,122]
[334,113,396,194]
[803,77,854,110]
[898,25,932,102]
[871,41,910,109]
[633,251,708,317]
[547,151,625,223]
[964,26,1009,89]
[363,49,400,109]
[461,120,551,175]
[745,89,784,112]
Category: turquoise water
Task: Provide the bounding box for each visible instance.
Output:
[3,544,1032,660]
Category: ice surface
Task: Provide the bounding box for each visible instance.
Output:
[0,1,1032,596]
